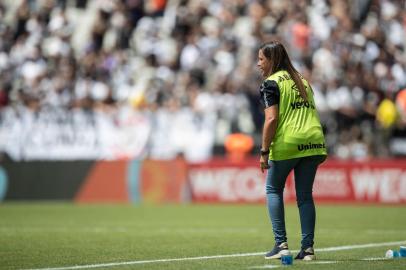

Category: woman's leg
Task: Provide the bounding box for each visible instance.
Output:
[266,158,299,244]
[293,155,326,249]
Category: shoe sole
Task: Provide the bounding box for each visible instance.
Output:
[303,255,316,261]
[264,250,290,260]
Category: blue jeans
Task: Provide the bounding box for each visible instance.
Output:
[266,155,326,249]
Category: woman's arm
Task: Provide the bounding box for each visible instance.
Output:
[260,104,278,172]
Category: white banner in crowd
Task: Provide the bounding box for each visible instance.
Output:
[0,108,151,160]
[0,107,216,161]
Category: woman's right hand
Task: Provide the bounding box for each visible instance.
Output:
[260,155,270,173]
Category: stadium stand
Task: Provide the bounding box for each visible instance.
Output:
[0,0,405,161]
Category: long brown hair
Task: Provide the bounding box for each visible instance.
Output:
[259,41,308,101]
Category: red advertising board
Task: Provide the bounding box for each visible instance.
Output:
[188,159,265,203]
[316,159,406,204]
[188,158,406,204]
[75,161,129,203]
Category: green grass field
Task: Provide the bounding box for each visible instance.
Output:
[1,203,406,270]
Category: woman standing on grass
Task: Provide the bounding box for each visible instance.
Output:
[257,41,327,261]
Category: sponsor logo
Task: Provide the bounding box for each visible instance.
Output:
[313,169,350,197]
[187,161,406,204]
[351,168,406,203]
[290,101,315,110]
[188,167,265,202]
[298,142,326,151]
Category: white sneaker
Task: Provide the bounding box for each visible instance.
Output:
[265,242,290,259]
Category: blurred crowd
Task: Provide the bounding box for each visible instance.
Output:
[0,0,405,161]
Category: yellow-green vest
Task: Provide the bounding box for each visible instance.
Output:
[266,70,327,160]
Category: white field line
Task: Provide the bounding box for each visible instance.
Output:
[314,240,406,252]
[306,261,339,264]
[249,261,340,269]
[250,257,391,269]
[21,240,406,270]
[248,265,281,269]
[362,257,389,261]
[0,227,259,234]
[22,252,264,270]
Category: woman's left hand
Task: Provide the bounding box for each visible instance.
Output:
[260,155,270,173]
